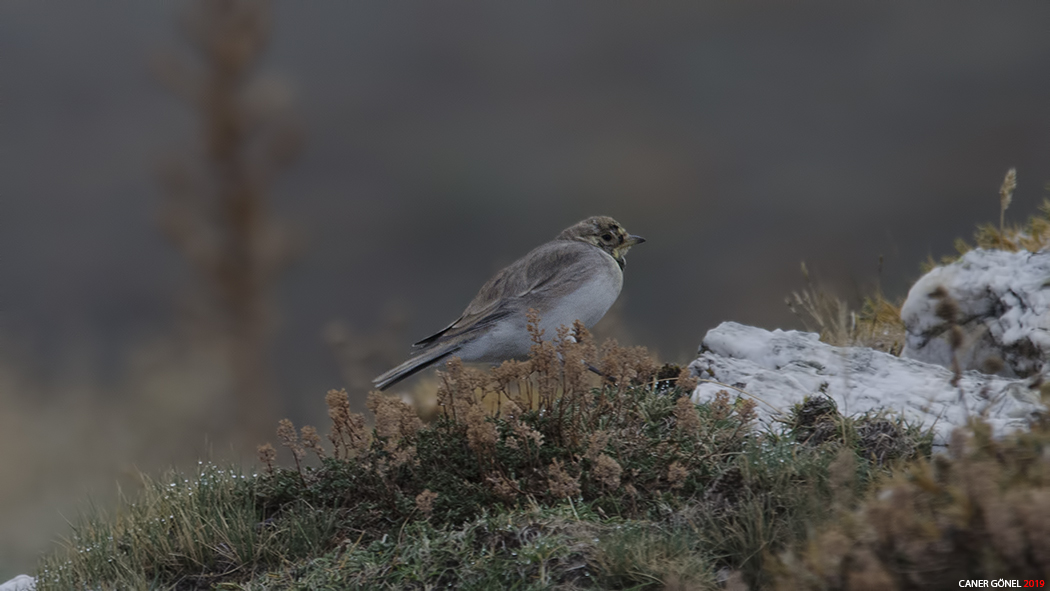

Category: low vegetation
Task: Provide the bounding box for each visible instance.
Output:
[36,316,933,590]
[770,398,1050,589]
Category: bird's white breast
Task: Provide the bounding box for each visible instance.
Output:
[538,252,623,334]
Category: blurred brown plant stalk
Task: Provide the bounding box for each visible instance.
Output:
[154,0,303,445]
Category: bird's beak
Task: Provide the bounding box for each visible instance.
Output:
[626,235,646,246]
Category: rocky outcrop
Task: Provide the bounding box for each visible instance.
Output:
[0,575,34,591]
[688,322,1044,448]
[900,248,1050,378]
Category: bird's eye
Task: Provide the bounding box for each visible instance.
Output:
[601,233,613,242]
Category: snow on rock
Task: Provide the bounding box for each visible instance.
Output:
[0,575,35,591]
[900,248,1050,378]
[688,322,1044,448]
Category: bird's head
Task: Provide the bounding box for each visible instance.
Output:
[558,216,645,268]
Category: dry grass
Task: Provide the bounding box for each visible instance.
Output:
[787,263,905,354]
[931,167,1050,267]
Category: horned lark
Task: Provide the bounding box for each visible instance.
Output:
[373,216,645,390]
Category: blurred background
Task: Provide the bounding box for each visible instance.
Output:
[4,0,1050,577]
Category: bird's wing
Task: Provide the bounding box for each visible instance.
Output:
[413,241,599,348]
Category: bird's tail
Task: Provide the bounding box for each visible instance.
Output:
[372,342,461,391]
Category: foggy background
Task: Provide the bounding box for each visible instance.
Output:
[3,0,1050,577]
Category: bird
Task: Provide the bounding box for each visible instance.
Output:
[373,216,645,390]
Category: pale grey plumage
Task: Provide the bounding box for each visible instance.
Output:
[373,216,644,390]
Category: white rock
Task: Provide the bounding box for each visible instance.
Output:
[689,322,1044,448]
[900,248,1050,377]
[0,575,35,591]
